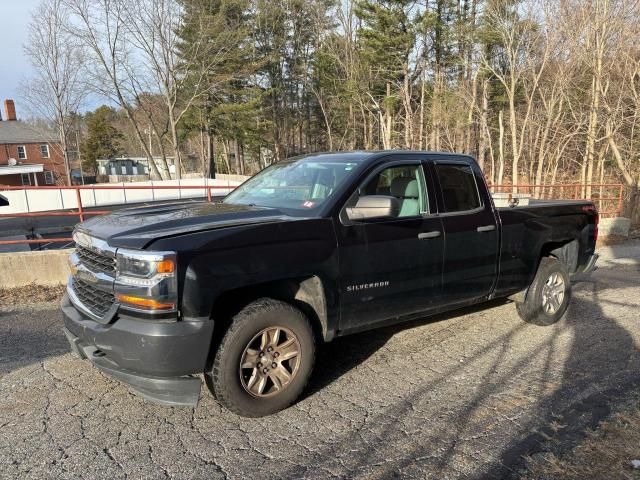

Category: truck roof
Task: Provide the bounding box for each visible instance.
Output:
[286,150,478,166]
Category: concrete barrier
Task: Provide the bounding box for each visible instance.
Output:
[0,249,72,288]
[599,217,631,237]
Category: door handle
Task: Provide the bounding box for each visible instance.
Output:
[418,231,441,240]
[477,225,496,233]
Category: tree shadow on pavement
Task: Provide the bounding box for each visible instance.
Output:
[495,263,640,478]
[303,299,510,400]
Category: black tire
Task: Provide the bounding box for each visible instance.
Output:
[207,298,315,417]
[516,256,571,326]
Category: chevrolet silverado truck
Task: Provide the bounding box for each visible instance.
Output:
[61,151,599,417]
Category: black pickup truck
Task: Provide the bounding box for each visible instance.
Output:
[62,151,598,416]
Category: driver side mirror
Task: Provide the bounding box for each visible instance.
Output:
[0,194,8,207]
[346,195,399,221]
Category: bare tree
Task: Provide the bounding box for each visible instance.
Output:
[556,0,614,198]
[603,49,640,219]
[123,0,190,179]
[63,0,168,179]
[22,0,86,185]
[125,0,256,178]
[481,3,550,193]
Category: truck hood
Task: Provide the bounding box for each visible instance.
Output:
[76,201,296,249]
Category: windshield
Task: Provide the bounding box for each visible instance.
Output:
[224,157,362,213]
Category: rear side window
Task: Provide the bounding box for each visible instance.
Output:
[435,164,481,212]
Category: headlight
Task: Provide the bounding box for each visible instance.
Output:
[115,249,177,312]
[116,250,176,282]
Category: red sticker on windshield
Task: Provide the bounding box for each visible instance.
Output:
[302,201,315,208]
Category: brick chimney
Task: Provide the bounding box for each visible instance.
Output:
[4,99,17,121]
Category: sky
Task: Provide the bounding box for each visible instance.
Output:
[0,0,43,119]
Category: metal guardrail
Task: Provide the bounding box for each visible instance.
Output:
[489,183,624,217]
[0,184,236,246]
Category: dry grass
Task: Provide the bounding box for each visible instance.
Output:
[0,284,66,307]
[524,397,640,479]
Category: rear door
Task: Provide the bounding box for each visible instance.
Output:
[430,160,499,305]
[336,157,444,331]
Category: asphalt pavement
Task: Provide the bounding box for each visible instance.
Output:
[1,241,639,479]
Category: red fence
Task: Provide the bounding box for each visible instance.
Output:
[0,182,625,248]
[0,184,236,246]
[490,183,624,217]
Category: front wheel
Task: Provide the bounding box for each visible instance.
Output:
[207,298,315,417]
[516,256,571,326]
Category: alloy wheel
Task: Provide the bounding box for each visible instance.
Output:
[541,272,565,315]
[239,326,301,397]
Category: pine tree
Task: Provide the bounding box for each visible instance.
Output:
[253,0,335,160]
[177,0,260,175]
[80,106,123,175]
[355,0,416,148]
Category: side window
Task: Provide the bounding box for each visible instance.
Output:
[435,164,481,213]
[359,164,428,217]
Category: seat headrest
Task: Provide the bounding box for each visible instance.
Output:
[390,177,419,198]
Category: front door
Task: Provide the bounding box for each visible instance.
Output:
[336,158,444,332]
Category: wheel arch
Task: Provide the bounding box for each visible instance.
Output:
[510,238,578,303]
[539,238,579,274]
[209,276,331,349]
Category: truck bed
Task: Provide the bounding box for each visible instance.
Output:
[493,197,597,299]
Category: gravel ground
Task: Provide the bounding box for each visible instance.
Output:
[0,285,65,307]
[0,241,639,479]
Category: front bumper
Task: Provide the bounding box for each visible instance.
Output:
[61,293,214,407]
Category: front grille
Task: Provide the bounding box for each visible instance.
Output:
[72,279,115,317]
[76,245,116,276]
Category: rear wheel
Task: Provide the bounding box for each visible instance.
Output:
[207,298,315,417]
[516,257,571,326]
